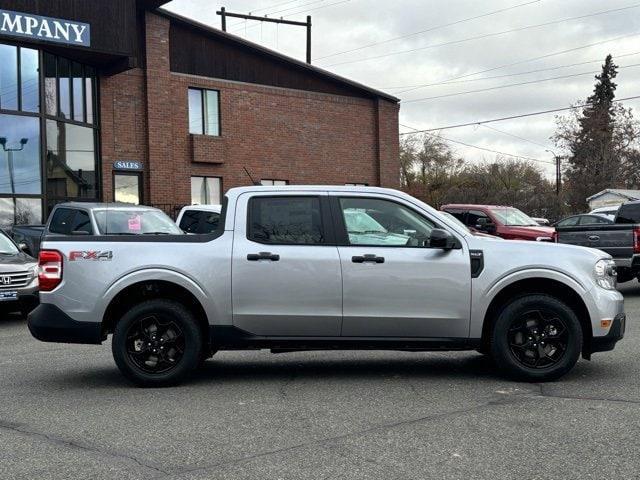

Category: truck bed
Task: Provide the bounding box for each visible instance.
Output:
[556,223,635,260]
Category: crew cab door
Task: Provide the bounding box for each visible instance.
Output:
[232,193,342,336]
[331,193,471,338]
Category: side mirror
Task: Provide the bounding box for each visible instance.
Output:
[428,229,457,250]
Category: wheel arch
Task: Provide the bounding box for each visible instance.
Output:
[480,277,593,356]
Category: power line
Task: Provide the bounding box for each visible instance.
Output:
[380,51,640,90]
[230,0,327,33]
[397,31,640,95]
[400,123,552,164]
[322,3,640,68]
[402,62,640,103]
[478,124,551,150]
[315,0,541,61]
[227,0,306,28]
[399,94,640,134]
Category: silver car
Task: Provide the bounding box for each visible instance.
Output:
[0,230,38,316]
[28,186,625,387]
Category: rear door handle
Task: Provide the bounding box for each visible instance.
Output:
[247,252,280,261]
[352,254,385,264]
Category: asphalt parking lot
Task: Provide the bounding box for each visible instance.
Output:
[1,286,639,480]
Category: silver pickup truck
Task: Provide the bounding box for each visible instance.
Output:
[28,186,625,387]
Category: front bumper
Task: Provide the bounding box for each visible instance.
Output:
[28,303,104,345]
[590,313,626,354]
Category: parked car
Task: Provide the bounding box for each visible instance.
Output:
[553,214,613,228]
[556,200,640,283]
[176,204,222,234]
[532,217,550,226]
[590,205,620,220]
[441,204,555,241]
[0,229,38,316]
[28,186,624,387]
[11,203,182,256]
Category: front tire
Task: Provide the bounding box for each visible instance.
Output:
[112,299,202,387]
[490,294,582,382]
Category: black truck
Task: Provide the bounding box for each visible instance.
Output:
[556,200,640,283]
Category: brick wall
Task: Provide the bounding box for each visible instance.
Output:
[99,11,400,205]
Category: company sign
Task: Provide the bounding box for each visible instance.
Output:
[114,160,143,171]
[0,10,90,47]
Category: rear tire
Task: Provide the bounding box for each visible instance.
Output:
[490,294,582,382]
[112,299,202,387]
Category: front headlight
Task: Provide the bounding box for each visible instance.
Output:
[594,259,617,290]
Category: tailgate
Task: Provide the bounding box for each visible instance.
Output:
[556,224,635,259]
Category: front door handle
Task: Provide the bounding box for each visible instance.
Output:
[247,252,280,261]
[352,254,385,264]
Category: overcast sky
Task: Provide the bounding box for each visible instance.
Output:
[164,0,640,178]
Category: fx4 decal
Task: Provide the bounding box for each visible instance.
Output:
[69,251,113,262]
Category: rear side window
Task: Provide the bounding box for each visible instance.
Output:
[179,210,220,234]
[48,208,92,235]
[558,216,579,227]
[579,215,609,225]
[616,203,640,224]
[248,196,324,245]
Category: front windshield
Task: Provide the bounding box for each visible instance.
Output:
[94,210,182,235]
[343,209,388,234]
[489,207,538,226]
[0,233,18,254]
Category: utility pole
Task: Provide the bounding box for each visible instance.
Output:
[546,149,561,195]
[216,8,313,64]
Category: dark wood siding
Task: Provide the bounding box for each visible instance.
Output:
[169,19,380,99]
[0,0,142,68]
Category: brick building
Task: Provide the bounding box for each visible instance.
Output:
[0,0,399,226]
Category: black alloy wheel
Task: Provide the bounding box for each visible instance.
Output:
[125,314,185,374]
[507,309,568,369]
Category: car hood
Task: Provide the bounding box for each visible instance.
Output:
[502,225,555,238]
[0,252,37,270]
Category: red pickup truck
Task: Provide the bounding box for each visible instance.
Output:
[441,204,555,241]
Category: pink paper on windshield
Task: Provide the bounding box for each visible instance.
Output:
[128,215,142,232]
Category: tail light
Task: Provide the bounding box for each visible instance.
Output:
[634,228,640,254]
[38,250,63,292]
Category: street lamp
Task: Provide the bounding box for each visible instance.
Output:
[0,137,28,195]
[545,149,561,195]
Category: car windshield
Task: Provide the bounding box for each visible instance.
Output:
[94,209,182,235]
[489,207,538,226]
[343,209,388,234]
[0,233,18,254]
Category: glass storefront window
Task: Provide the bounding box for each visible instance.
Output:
[72,62,84,122]
[46,120,97,200]
[0,44,18,111]
[0,114,41,195]
[44,53,57,116]
[0,198,41,227]
[114,173,141,204]
[21,48,39,113]
[58,58,71,120]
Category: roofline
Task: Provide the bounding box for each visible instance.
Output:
[586,189,640,202]
[154,8,400,103]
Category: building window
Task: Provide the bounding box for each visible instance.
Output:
[191,176,222,205]
[188,88,220,136]
[261,179,288,186]
[114,172,142,205]
[0,44,99,227]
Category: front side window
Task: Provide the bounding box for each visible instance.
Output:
[248,196,324,245]
[557,216,579,227]
[339,197,435,247]
[188,88,220,136]
[465,210,490,228]
[191,176,221,205]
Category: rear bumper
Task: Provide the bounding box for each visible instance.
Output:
[590,313,626,354]
[28,303,103,345]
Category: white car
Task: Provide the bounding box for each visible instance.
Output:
[589,205,619,221]
[176,204,222,234]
